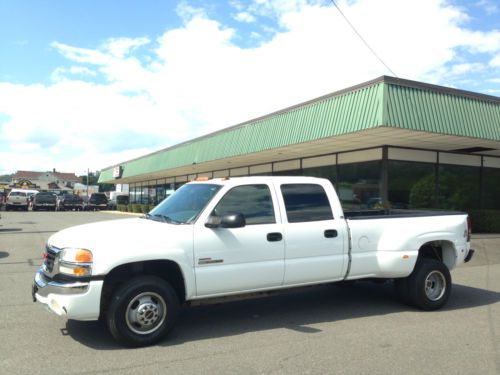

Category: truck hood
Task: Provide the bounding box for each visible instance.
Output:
[47,218,193,274]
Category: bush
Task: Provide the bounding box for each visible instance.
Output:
[467,210,500,233]
[141,204,150,214]
[132,204,142,213]
[117,204,128,212]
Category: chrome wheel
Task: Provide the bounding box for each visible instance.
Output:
[125,292,167,335]
[424,271,446,301]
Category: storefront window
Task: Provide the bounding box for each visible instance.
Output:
[302,165,336,188]
[482,167,500,209]
[272,169,302,176]
[139,185,149,204]
[437,164,480,210]
[174,181,186,190]
[388,161,435,209]
[129,184,138,204]
[338,161,381,209]
[154,182,175,205]
[157,184,166,205]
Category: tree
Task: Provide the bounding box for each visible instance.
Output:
[80,171,114,192]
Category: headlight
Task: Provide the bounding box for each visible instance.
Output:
[59,248,93,277]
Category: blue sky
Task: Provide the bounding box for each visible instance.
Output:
[0,0,499,176]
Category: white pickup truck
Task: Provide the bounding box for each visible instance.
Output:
[32,176,474,347]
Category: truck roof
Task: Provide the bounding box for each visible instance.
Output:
[187,176,329,186]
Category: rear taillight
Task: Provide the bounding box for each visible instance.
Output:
[467,215,472,242]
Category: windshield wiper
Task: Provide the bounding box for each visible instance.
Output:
[142,213,182,224]
[153,214,182,224]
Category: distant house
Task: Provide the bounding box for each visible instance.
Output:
[10,169,82,192]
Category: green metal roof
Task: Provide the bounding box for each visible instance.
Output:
[384,82,500,140]
[99,76,500,183]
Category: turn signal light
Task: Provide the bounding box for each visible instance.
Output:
[72,267,88,276]
[75,249,92,263]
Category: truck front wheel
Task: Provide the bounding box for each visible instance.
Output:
[406,258,451,311]
[106,275,179,347]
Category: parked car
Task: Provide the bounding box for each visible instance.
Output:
[86,193,108,211]
[6,189,39,211]
[32,192,57,211]
[108,194,129,210]
[56,194,83,211]
[33,176,473,347]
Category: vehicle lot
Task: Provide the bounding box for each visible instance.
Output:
[0,211,499,374]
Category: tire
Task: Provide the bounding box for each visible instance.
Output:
[106,275,180,347]
[406,258,451,311]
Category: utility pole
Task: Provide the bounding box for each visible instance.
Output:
[87,168,90,200]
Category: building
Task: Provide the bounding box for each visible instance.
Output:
[98,76,500,211]
[73,183,100,198]
[10,169,82,192]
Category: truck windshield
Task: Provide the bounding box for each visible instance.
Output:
[148,183,221,224]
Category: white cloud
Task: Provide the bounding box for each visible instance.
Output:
[490,54,500,67]
[475,0,498,15]
[1,0,499,176]
[103,37,150,58]
[449,62,485,75]
[51,66,97,82]
[176,1,207,23]
[234,12,256,23]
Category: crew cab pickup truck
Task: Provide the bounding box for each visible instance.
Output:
[32,177,474,347]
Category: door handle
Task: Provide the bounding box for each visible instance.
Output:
[324,229,338,238]
[267,232,283,242]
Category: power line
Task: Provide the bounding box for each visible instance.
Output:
[329,0,398,77]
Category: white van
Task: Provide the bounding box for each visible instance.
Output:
[6,189,39,211]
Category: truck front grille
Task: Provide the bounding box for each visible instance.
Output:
[44,246,58,272]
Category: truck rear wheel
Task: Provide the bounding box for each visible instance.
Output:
[106,275,179,347]
[406,258,451,311]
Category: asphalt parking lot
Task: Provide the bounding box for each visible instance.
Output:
[0,210,499,374]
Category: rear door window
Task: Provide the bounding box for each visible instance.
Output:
[281,184,333,223]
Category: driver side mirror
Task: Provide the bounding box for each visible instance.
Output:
[205,212,246,229]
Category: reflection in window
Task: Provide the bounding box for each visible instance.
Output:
[142,186,149,204]
[437,164,480,210]
[338,161,381,209]
[389,161,435,209]
[213,185,275,225]
[302,166,336,188]
[129,184,137,204]
[483,168,500,209]
[281,184,333,223]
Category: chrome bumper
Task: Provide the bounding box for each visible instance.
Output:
[32,267,89,301]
